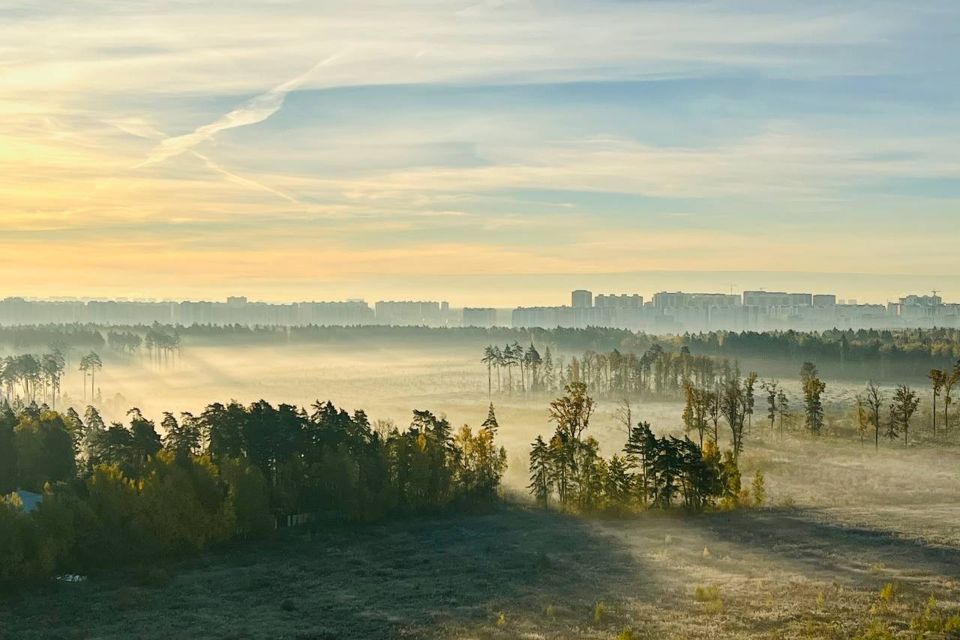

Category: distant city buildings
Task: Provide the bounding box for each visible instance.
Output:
[1,287,959,331]
[462,308,498,328]
[513,289,960,332]
[374,301,452,327]
[570,289,593,309]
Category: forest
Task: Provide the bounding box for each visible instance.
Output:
[2,323,958,383]
[527,382,754,514]
[0,399,506,587]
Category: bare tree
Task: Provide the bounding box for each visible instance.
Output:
[864,382,884,450]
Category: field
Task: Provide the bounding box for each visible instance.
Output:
[5,497,960,639]
[4,342,960,638]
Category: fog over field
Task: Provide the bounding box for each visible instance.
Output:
[47,338,959,546]
[5,337,960,639]
[86,341,960,515]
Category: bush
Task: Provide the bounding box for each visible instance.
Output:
[0,495,54,587]
[694,585,723,615]
[694,585,721,602]
[879,582,899,603]
[751,470,766,507]
[594,601,607,623]
[855,619,894,640]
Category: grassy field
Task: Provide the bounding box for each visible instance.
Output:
[4,501,960,640]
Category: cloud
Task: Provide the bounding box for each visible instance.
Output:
[139,53,343,167]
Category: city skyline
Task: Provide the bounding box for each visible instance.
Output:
[1,270,957,308]
[2,285,958,334]
[3,1,960,301]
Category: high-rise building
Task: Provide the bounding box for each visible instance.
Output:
[374,300,444,326]
[571,289,593,308]
[742,291,812,308]
[462,307,497,328]
[595,294,643,309]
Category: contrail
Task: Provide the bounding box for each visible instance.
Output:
[111,119,304,206]
[190,151,301,205]
[138,53,342,167]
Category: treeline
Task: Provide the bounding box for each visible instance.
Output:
[701,360,960,449]
[528,383,759,514]
[0,323,644,353]
[0,350,104,407]
[680,328,960,379]
[0,400,506,587]
[483,343,732,400]
[0,325,105,350]
[1,351,67,406]
[849,362,959,448]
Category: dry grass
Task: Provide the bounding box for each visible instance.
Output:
[3,501,960,639]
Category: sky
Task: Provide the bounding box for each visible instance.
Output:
[2,0,959,306]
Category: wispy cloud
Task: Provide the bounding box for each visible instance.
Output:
[139,53,343,167]
[1,1,960,301]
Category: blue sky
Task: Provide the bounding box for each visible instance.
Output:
[1,0,958,305]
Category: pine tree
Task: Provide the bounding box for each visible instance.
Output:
[743,372,758,433]
[481,403,499,436]
[651,436,682,509]
[624,422,656,506]
[802,376,826,436]
[763,380,779,433]
[604,455,632,512]
[776,388,790,439]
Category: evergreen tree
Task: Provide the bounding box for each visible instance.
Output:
[163,411,201,460]
[480,403,499,436]
[651,436,682,508]
[604,454,632,512]
[763,380,779,433]
[802,376,826,436]
[528,435,551,508]
[743,372,758,432]
[127,408,162,472]
[624,421,656,506]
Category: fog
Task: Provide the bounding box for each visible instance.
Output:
[7,338,960,638]
[69,341,960,535]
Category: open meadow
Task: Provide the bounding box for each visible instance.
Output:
[3,341,960,639]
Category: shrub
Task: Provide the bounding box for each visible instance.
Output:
[879,582,899,603]
[594,601,607,623]
[752,470,766,507]
[909,594,960,635]
[855,619,895,640]
[694,585,723,615]
[694,585,721,602]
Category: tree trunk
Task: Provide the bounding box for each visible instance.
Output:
[932,393,937,436]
